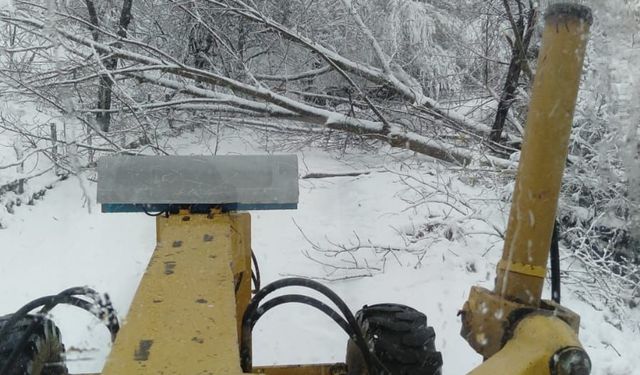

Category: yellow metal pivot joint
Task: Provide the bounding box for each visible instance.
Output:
[469,314,589,375]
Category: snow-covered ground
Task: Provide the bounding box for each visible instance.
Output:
[1,130,639,374]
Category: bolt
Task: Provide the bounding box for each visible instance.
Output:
[553,347,591,375]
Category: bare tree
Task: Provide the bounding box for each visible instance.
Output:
[489,0,538,143]
[0,0,515,167]
[83,0,134,132]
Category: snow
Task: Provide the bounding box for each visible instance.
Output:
[1,130,639,374]
[1,1,638,372]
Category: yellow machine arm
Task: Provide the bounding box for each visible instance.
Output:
[101,211,251,375]
[461,3,593,375]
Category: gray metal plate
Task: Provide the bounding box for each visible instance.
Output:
[97,155,298,207]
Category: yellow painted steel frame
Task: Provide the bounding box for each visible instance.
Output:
[101,210,252,375]
[97,210,346,375]
[253,364,348,375]
[469,314,582,375]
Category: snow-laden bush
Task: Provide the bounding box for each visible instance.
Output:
[556,0,640,313]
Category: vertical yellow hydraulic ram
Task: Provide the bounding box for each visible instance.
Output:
[495,4,593,306]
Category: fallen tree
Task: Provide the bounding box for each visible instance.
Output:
[0,1,516,168]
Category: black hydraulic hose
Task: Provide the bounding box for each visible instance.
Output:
[251,250,261,292]
[142,207,167,217]
[58,286,101,297]
[249,294,353,335]
[550,221,561,304]
[0,294,69,340]
[62,296,119,341]
[0,287,106,340]
[251,273,259,293]
[240,278,384,374]
[56,287,119,338]
[0,289,119,375]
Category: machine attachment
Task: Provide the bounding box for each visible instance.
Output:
[96,154,299,375]
[97,154,298,213]
[460,3,593,374]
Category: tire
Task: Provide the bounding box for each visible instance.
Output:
[346,304,442,375]
[0,314,68,375]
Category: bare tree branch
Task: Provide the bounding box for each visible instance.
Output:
[254,65,332,82]
[0,7,515,168]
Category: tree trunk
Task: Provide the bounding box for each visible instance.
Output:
[85,0,134,132]
[96,73,114,132]
[490,45,523,143]
[490,2,537,143]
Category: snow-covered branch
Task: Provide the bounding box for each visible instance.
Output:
[205,0,494,137]
[254,65,333,82]
[0,10,510,167]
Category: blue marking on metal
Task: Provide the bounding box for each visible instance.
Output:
[101,203,298,213]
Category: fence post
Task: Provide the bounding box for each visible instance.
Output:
[50,123,59,176]
[12,139,24,194]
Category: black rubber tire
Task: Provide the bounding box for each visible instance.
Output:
[346,304,442,375]
[0,314,68,375]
